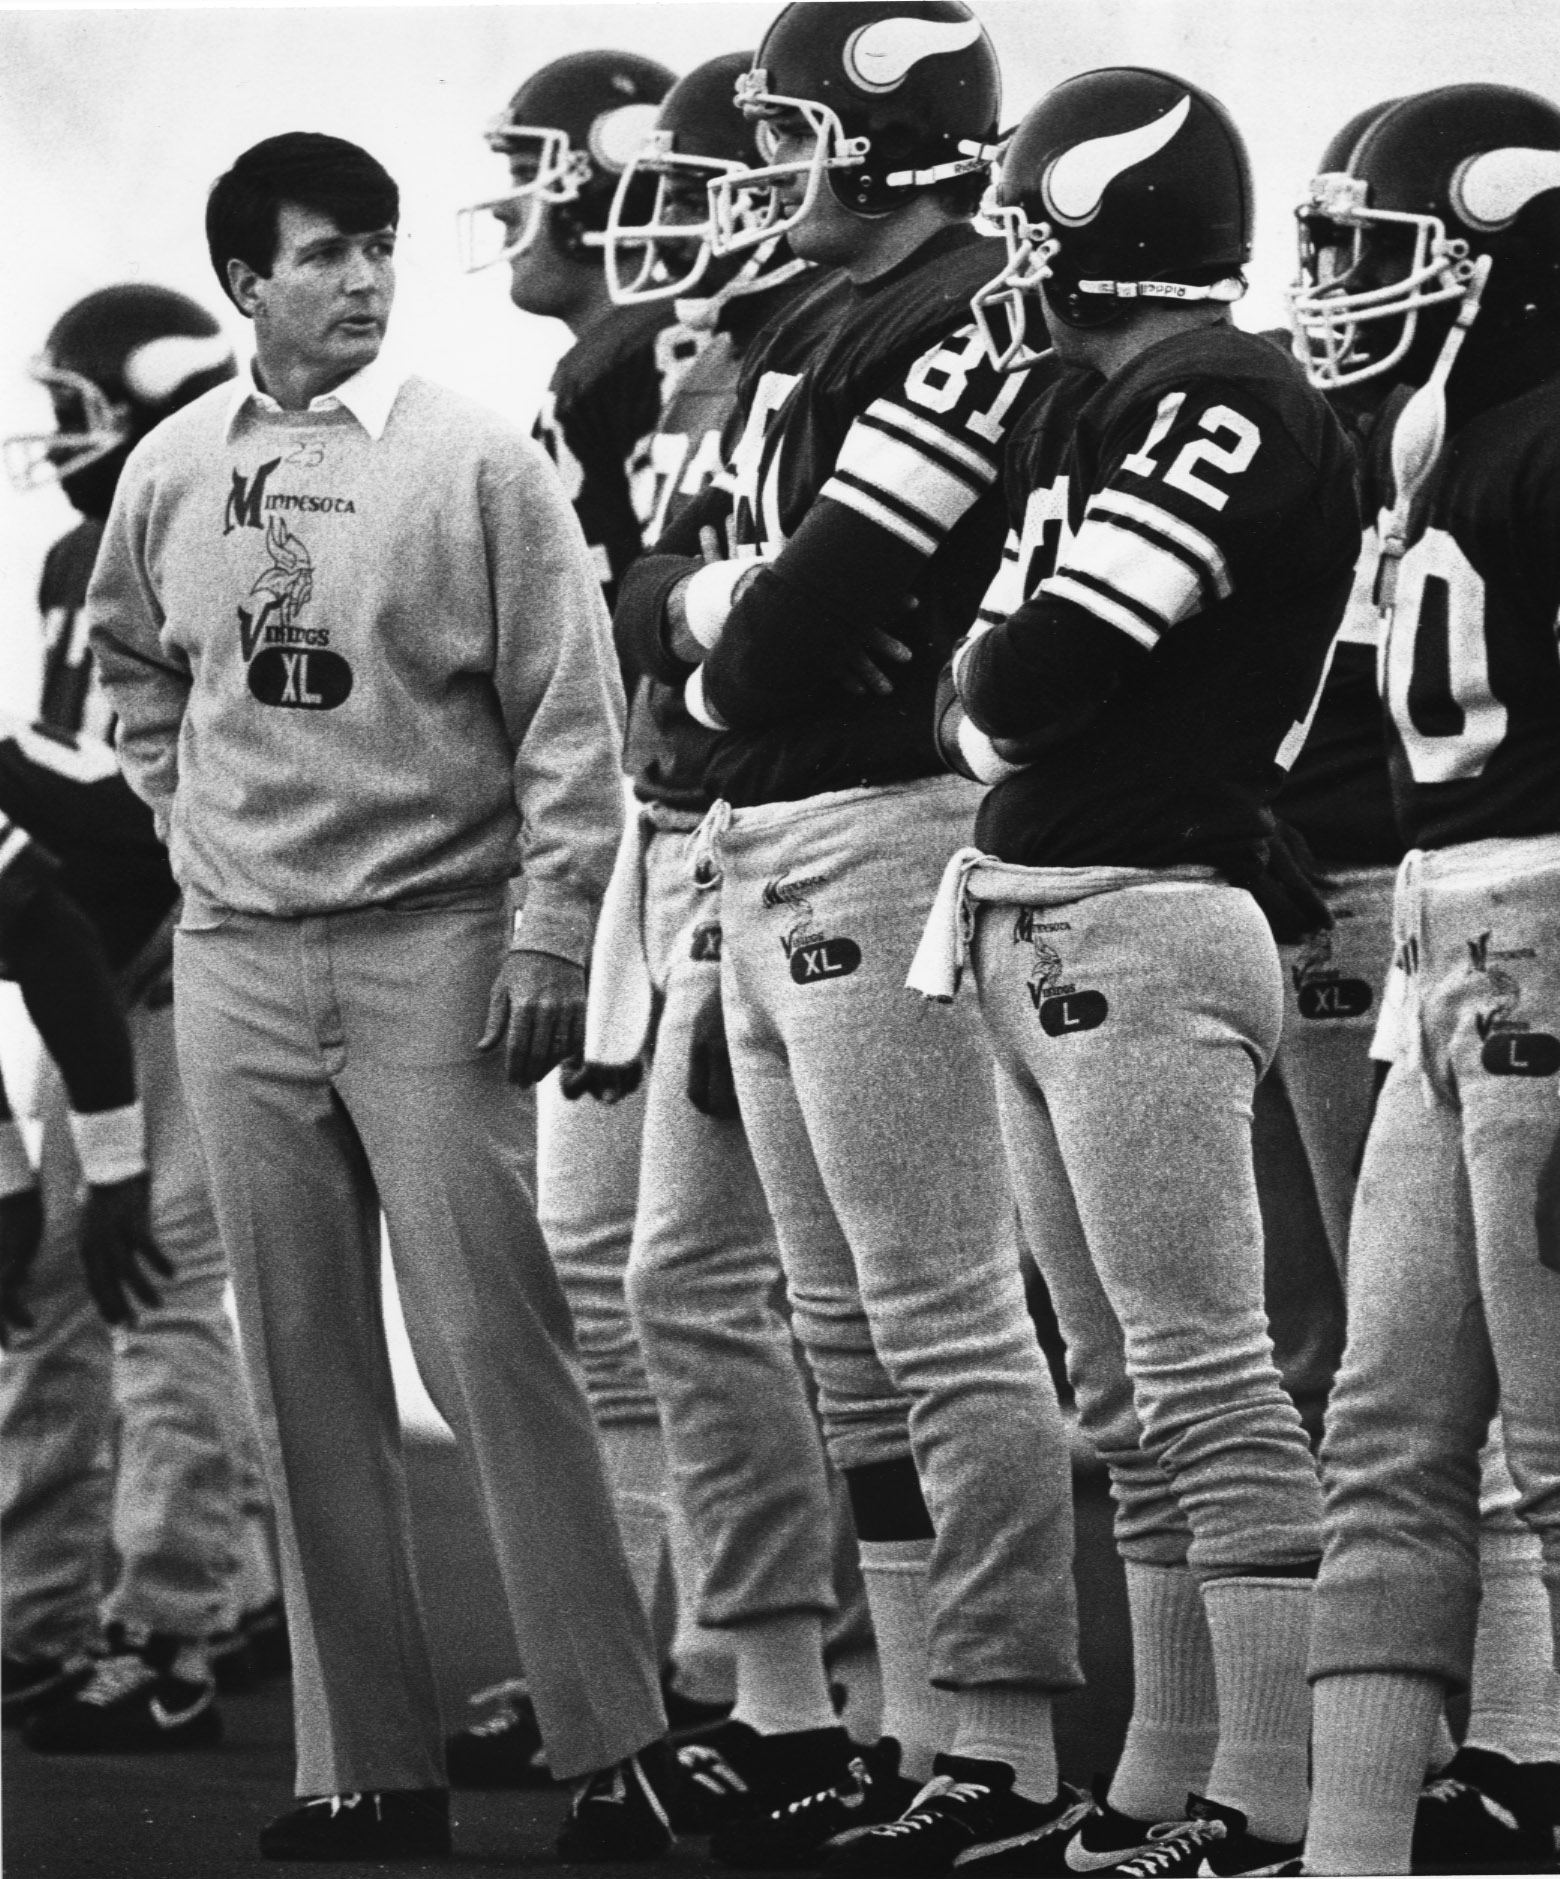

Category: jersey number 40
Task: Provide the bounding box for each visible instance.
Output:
[1383,526,1508,784]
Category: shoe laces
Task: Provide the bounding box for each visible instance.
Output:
[1115,1816,1226,1874]
[774,1759,868,1820]
[79,1652,156,1707]
[468,1677,527,1708]
[679,1741,750,1797]
[870,1774,991,1838]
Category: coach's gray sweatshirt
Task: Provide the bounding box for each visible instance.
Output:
[87,363,626,967]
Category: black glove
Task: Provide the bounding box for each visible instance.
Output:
[1247,821,1335,945]
[686,984,739,1121]
[0,1186,44,1349]
[559,1056,644,1104]
[79,1173,172,1327]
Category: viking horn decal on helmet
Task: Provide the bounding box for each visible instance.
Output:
[844,16,982,94]
[589,102,662,175]
[1042,94,1192,225]
[122,334,235,404]
[1453,145,1560,231]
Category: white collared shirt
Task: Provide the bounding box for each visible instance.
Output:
[225,349,408,441]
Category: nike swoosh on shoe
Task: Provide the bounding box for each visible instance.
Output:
[149,1687,215,1730]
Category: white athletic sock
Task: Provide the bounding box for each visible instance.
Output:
[1467,1518,1560,1764]
[1108,1562,1221,1823]
[858,1538,955,1783]
[598,1422,676,1661]
[1306,1670,1445,1874]
[950,1685,1058,1803]
[1201,1576,1313,1844]
[728,1611,838,1737]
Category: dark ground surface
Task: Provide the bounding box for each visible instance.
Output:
[3,1437,1130,1878]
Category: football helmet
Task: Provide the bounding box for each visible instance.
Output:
[606,52,762,304]
[6,285,235,514]
[1291,84,1560,391]
[707,1,1001,256]
[973,67,1251,370]
[459,50,675,271]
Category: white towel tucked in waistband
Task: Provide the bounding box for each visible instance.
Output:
[585,794,703,1066]
[906,847,1218,1003]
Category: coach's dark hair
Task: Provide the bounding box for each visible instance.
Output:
[206,132,399,312]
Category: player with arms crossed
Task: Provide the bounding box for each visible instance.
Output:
[1288,83,1560,1877]
[926,68,1360,1876]
[596,51,891,1821]
[617,8,1086,1872]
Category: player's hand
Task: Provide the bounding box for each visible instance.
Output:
[1536,1120,1560,1273]
[480,949,586,1087]
[559,1057,644,1105]
[837,624,915,697]
[686,982,739,1120]
[0,1186,44,1349]
[78,1173,172,1328]
[1248,820,1334,945]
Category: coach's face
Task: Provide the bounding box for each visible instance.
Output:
[234,203,397,401]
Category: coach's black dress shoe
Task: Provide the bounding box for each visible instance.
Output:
[259,1787,451,1860]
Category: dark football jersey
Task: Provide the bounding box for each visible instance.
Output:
[37,517,110,741]
[1266,353,1403,866]
[697,222,1057,808]
[966,324,1360,876]
[534,298,687,611]
[622,265,832,813]
[0,720,174,970]
[1374,373,1560,848]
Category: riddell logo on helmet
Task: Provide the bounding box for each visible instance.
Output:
[843,16,982,94]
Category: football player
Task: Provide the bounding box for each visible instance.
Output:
[615,7,1088,1871]
[931,66,1361,1875]
[451,47,737,1789]
[462,47,683,607]
[0,821,167,1337]
[1276,100,1560,1876]
[0,290,283,1750]
[1245,105,1404,1450]
[1290,83,1560,1876]
[594,48,887,1828]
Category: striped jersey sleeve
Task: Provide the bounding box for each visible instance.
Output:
[0,818,31,886]
[821,325,1031,559]
[0,817,35,969]
[1040,385,1279,650]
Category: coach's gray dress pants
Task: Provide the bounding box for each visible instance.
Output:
[173,892,664,1796]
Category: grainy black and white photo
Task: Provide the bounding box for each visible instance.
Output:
[2,3,1560,1874]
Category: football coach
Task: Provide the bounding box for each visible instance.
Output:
[86,132,669,1860]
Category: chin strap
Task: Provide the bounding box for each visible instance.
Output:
[1076,275,1246,304]
[885,138,1003,190]
[1373,252,1493,624]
